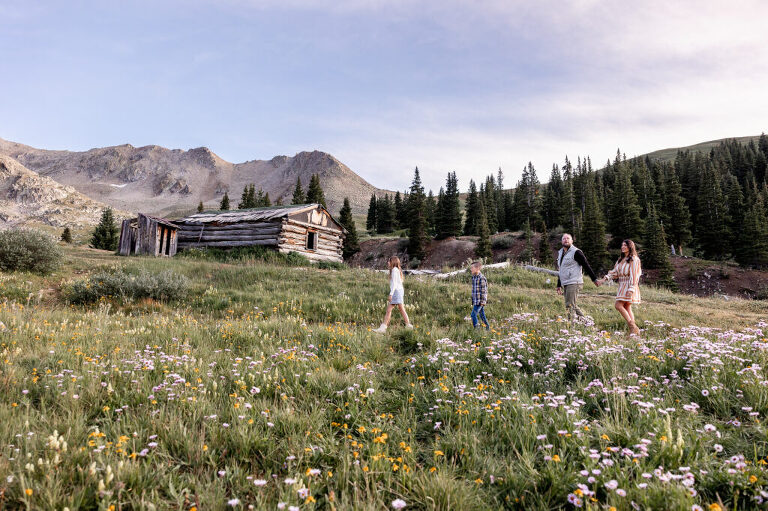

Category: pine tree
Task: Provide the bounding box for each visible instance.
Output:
[695,163,729,260]
[434,187,446,239]
[220,193,230,210]
[663,168,692,255]
[61,227,73,244]
[519,219,534,263]
[579,180,610,271]
[197,201,204,213]
[377,195,395,234]
[632,158,656,218]
[607,162,643,244]
[483,175,498,233]
[503,191,515,231]
[514,162,542,230]
[395,191,407,228]
[735,193,768,268]
[239,185,249,209]
[90,208,119,251]
[475,201,492,260]
[407,167,428,262]
[724,174,744,255]
[496,167,506,232]
[543,164,563,229]
[339,197,360,260]
[463,180,479,235]
[248,184,257,207]
[292,177,306,204]
[643,207,676,290]
[562,156,577,233]
[538,224,554,267]
[393,191,403,230]
[425,190,437,236]
[437,171,462,238]
[366,194,378,234]
[306,174,327,208]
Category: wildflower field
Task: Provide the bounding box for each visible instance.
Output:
[1,247,767,510]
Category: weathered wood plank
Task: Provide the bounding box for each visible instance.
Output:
[283,219,343,235]
[178,239,279,248]
[178,233,280,242]
[175,221,282,231]
[176,224,281,234]
[278,232,340,245]
[278,248,343,263]
[277,244,341,258]
[118,219,134,256]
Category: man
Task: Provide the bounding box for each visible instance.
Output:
[556,233,600,322]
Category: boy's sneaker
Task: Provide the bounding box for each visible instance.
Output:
[373,324,387,334]
[405,323,414,330]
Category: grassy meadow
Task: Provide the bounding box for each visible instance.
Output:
[1,246,767,510]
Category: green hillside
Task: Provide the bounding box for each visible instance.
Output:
[642,135,763,162]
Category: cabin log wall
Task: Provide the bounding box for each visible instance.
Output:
[155,205,345,263]
[176,221,283,250]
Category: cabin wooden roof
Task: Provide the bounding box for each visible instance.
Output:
[129,214,180,229]
[178,204,345,232]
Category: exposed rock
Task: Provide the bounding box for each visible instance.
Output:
[0,155,129,227]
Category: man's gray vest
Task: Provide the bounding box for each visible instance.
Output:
[557,245,584,286]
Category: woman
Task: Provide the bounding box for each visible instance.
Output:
[598,239,642,335]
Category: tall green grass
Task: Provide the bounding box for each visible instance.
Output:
[0,246,765,510]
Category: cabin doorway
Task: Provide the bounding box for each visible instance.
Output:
[306,230,317,251]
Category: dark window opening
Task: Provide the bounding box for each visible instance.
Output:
[306,231,317,251]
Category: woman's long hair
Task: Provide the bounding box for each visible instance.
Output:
[617,239,639,263]
[388,256,403,279]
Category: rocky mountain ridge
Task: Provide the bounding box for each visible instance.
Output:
[0,138,387,219]
[0,155,129,227]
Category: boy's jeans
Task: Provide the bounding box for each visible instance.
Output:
[471,305,489,330]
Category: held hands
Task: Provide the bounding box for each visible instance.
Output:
[557,287,563,296]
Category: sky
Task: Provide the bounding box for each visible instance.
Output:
[1,0,767,192]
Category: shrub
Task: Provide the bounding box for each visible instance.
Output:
[491,234,516,249]
[317,260,346,270]
[67,269,189,304]
[0,229,61,274]
[61,227,73,244]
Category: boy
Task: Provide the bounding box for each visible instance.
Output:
[470,261,490,330]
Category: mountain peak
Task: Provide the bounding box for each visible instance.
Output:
[0,138,387,219]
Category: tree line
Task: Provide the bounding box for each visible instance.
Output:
[84,134,768,277]
[365,135,768,276]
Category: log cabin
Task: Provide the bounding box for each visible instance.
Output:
[172,204,346,263]
[118,213,179,257]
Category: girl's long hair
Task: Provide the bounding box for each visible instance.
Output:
[618,239,639,263]
[388,255,403,279]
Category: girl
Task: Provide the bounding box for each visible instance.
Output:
[598,239,642,336]
[374,256,413,333]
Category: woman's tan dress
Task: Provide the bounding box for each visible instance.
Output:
[605,257,642,304]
